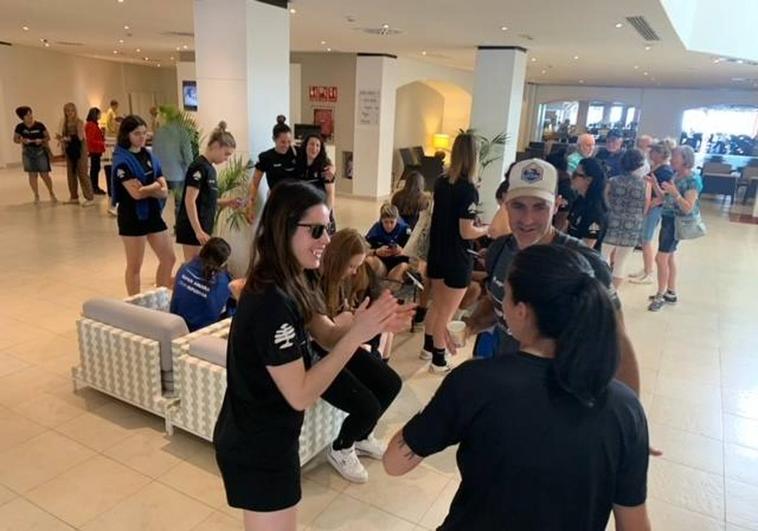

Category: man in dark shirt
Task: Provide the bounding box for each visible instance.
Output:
[596,130,625,177]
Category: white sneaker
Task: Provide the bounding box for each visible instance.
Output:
[81,199,95,207]
[355,433,386,460]
[419,348,433,361]
[629,273,654,285]
[429,362,451,375]
[107,206,117,216]
[327,445,368,483]
[628,269,646,279]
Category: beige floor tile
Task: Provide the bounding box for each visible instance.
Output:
[0,406,47,453]
[723,388,758,420]
[650,395,723,439]
[343,460,451,523]
[25,455,151,526]
[302,455,351,493]
[724,414,758,450]
[0,497,74,531]
[0,352,30,378]
[80,481,214,531]
[725,479,758,529]
[11,392,88,428]
[649,422,724,474]
[190,511,242,531]
[0,366,70,407]
[417,478,458,530]
[104,429,207,479]
[648,459,725,520]
[157,447,227,509]
[308,494,416,531]
[0,484,16,507]
[654,374,722,408]
[299,478,341,526]
[0,430,95,492]
[647,497,725,531]
[725,443,758,487]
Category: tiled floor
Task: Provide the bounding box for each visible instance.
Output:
[0,163,757,530]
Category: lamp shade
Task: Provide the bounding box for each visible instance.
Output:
[432,133,451,150]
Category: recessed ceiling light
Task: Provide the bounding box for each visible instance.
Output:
[530,57,537,62]
[22,25,29,31]
[500,26,508,31]
[633,65,639,70]
[44,42,50,47]
[644,45,651,51]
[118,0,125,3]
[157,64,161,67]
[182,44,188,49]
[136,48,141,52]
[382,23,390,29]
[421,50,427,56]
[175,46,180,51]
[573,55,579,60]
[143,56,149,61]
[123,25,130,30]
[320,40,326,45]
[541,69,547,75]
[289,8,296,14]
[118,39,124,44]
[643,71,649,76]
[113,50,118,54]
[326,47,332,52]
[615,22,623,28]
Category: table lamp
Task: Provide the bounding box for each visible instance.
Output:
[432,133,451,151]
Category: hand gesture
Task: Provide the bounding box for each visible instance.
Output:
[661,181,677,195]
[195,230,211,245]
[349,291,415,344]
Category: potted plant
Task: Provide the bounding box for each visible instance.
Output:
[213,154,254,277]
[458,128,509,182]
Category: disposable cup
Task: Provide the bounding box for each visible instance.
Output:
[446,320,466,348]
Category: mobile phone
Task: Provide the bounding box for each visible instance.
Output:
[389,242,399,248]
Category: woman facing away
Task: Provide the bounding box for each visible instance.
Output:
[111,115,175,295]
[213,181,413,531]
[391,170,431,230]
[306,228,402,483]
[647,145,701,312]
[384,244,651,531]
[57,102,94,206]
[601,148,652,288]
[84,107,107,195]
[175,121,242,262]
[422,133,489,373]
[13,106,57,203]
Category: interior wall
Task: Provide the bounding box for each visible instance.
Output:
[392,82,445,177]
[520,84,758,145]
[0,44,176,165]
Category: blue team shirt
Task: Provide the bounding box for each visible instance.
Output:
[170,258,235,332]
[365,219,412,249]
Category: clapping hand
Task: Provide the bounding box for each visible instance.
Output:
[350,291,416,344]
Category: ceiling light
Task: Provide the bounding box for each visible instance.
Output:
[113,50,118,54]
[175,46,180,51]
[573,55,579,60]
[182,44,188,49]
[44,42,50,47]
[500,26,508,31]
[421,50,427,56]
[326,47,332,52]
[157,64,161,67]
[530,57,537,62]
[633,65,639,70]
[644,45,651,51]
[382,23,390,29]
[118,39,124,44]
[136,48,141,52]
[541,69,547,75]
[320,40,326,45]
[123,25,130,30]
[118,0,125,3]
[170,56,175,60]
[22,26,29,31]
[643,71,649,76]
[289,8,296,14]
[143,56,149,61]
[615,22,623,28]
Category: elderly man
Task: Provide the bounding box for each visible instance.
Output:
[636,134,655,157]
[567,133,596,173]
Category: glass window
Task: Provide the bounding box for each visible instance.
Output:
[625,107,637,126]
[609,105,624,125]
[587,105,604,125]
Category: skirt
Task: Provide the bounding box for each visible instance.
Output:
[22,146,51,173]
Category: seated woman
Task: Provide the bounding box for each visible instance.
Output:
[170,237,239,331]
[308,228,403,484]
[384,244,650,531]
[365,203,413,284]
[391,170,431,230]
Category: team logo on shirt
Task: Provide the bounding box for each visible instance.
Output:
[467,202,478,215]
[521,163,543,184]
[146,158,153,169]
[116,168,126,179]
[192,170,202,182]
[273,323,296,350]
[589,222,600,232]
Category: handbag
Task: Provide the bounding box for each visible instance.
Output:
[674,212,706,240]
[403,203,433,260]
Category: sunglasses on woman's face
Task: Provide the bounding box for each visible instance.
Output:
[297,223,328,239]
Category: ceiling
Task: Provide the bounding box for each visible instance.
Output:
[1,0,757,89]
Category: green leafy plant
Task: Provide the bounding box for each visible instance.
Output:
[159,105,202,158]
[214,155,254,232]
[458,128,509,177]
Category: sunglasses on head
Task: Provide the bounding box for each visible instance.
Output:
[297,223,328,239]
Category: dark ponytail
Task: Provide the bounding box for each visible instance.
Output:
[198,237,232,282]
[273,114,291,139]
[507,244,619,407]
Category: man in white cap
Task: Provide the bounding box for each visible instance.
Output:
[464,158,642,396]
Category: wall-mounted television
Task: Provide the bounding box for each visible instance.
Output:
[182,81,198,111]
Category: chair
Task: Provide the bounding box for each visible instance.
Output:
[701,162,737,202]
[737,166,758,204]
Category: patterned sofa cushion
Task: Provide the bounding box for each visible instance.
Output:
[188,335,227,367]
[82,298,190,389]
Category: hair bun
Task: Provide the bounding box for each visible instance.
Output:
[276,114,287,125]
[217,121,227,131]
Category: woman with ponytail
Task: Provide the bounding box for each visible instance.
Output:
[385,244,650,531]
[175,121,240,261]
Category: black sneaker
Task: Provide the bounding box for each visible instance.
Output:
[648,291,677,303]
[648,295,666,312]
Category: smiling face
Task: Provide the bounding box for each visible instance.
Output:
[291,204,331,270]
[274,132,292,153]
[128,125,148,150]
[342,253,366,280]
[306,137,322,160]
[505,196,555,249]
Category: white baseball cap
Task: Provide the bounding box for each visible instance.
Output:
[505,158,558,204]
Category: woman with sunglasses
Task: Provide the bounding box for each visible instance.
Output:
[214,181,413,531]
[568,157,608,249]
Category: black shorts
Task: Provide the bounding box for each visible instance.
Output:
[378,254,410,272]
[175,217,213,246]
[117,212,168,237]
[216,451,301,512]
[658,215,679,253]
[426,259,472,289]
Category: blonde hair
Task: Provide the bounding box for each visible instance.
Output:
[448,133,478,183]
[319,229,369,317]
[380,202,399,220]
[208,121,236,148]
[62,102,79,130]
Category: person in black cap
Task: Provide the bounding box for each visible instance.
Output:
[597,130,625,177]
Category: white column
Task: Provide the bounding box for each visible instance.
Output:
[576,101,590,134]
[470,46,528,220]
[352,54,397,198]
[193,0,289,162]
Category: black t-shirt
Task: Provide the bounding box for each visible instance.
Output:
[114,149,162,223]
[568,195,607,242]
[297,154,333,195]
[255,148,298,191]
[14,121,47,143]
[653,164,674,186]
[597,148,624,177]
[213,284,311,465]
[176,155,218,233]
[403,355,649,531]
[428,176,479,271]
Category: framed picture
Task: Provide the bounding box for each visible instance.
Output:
[313,108,334,141]
[182,81,198,111]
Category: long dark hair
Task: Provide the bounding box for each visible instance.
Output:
[86,107,101,123]
[578,157,608,209]
[117,115,148,148]
[245,181,326,321]
[392,171,429,217]
[301,133,329,169]
[198,237,231,282]
[507,244,619,407]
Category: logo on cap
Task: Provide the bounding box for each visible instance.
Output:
[521,164,543,184]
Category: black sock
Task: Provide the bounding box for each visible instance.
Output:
[432,347,446,366]
[423,333,434,352]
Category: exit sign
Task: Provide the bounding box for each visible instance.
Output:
[309,86,338,102]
